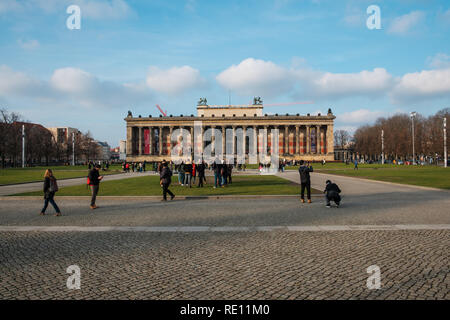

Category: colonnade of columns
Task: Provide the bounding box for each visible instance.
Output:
[127,124,333,157]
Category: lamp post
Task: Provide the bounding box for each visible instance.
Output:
[22,125,25,168]
[410,111,417,165]
[444,117,447,168]
[72,132,75,166]
[381,129,384,165]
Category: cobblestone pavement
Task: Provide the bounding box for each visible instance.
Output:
[0,230,449,300]
[1,172,449,300]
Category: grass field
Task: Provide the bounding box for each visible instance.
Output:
[17,175,317,196]
[283,163,450,189]
[0,165,122,185]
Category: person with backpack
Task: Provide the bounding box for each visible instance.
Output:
[88,164,103,209]
[324,180,342,208]
[40,169,62,216]
[298,160,313,203]
[160,161,175,201]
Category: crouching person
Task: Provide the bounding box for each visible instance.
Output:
[160,161,175,201]
[324,180,341,208]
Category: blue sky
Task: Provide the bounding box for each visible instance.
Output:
[1,0,449,146]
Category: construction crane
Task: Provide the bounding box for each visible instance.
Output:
[156,104,167,117]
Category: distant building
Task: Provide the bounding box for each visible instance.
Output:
[47,127,80,144]
[125,100,335,163]
[119,140,127,161]
[96,141,111,160]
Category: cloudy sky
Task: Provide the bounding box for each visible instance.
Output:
[0,0,449,146]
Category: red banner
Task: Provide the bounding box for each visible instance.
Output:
[144,129,150,154]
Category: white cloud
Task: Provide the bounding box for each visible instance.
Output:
[216,58,293,97]
[17,39,40,50]
[337,109,386,125]
[391,68,450,102]
[0,65,152,109]
[146,65,206,95]
[303,68,394,98]
[388,11,425,35]
[426,53,450,69]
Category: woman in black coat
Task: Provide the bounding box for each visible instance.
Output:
[40,169,62,216]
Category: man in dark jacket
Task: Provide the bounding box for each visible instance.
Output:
[197,161,206,187]
[298,160,313,203]
[160,161,175,201]
[324,180,341,208]
[88,164,103,209]
[212,160,222,188]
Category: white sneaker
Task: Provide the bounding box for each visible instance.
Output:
[326,205,331,208]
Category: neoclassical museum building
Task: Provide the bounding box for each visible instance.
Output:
[125,99,335,163]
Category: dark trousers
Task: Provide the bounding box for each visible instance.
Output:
[162,183,174,200]
[300,181,311,200]
[90,185,99,206]
[198,174,205,187]
[326,191,341,205]
[41,193,60,213]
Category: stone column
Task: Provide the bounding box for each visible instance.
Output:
[271,126,278,155]
[326,124,334,155]
[300,128,305,154]
[295,125,299,155]
[284,126,289,155]
[190,126,194,159]
[252,125,257,158]
[306,125,311,154]
[316,125,321,154]
[232,126,236,158]
[222,126,226,157]
[168,126,173,156]
[138,127,143,155]
[158,126,163,156]
[211,125,216,155]
[242,126,247,160]
[126,126,133,155]
[263,125,268,155]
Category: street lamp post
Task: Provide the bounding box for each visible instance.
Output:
[410,112,417,165]
[72,132,75,166]
[22,125,25,168]
[444,117,447,168]
[381,129,384,165]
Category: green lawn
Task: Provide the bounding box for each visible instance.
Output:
[284,163,450,190]
[17,175,319,196]
[0,165,122,185]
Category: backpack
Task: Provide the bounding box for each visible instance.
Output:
[49,178,59,193]
[87,177,91,186]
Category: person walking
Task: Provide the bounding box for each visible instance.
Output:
[298,160,313,203]
[178,162,185,186]
[184,162,192,188]
[192,162,197,184]
[40,169,62,216]
[227,164,232,184]
[88,164,103,209]
[324,180,341,208]
[160,161,175,201]
[354,159,358,170]
[212,160,221,188]
[197,161,206,187]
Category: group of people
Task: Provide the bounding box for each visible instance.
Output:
[122,161,147,173]
[39,164,104,215]
[298,160,341,208]
[39,159,343,215]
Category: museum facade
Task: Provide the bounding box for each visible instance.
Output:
[125,101,335,163]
